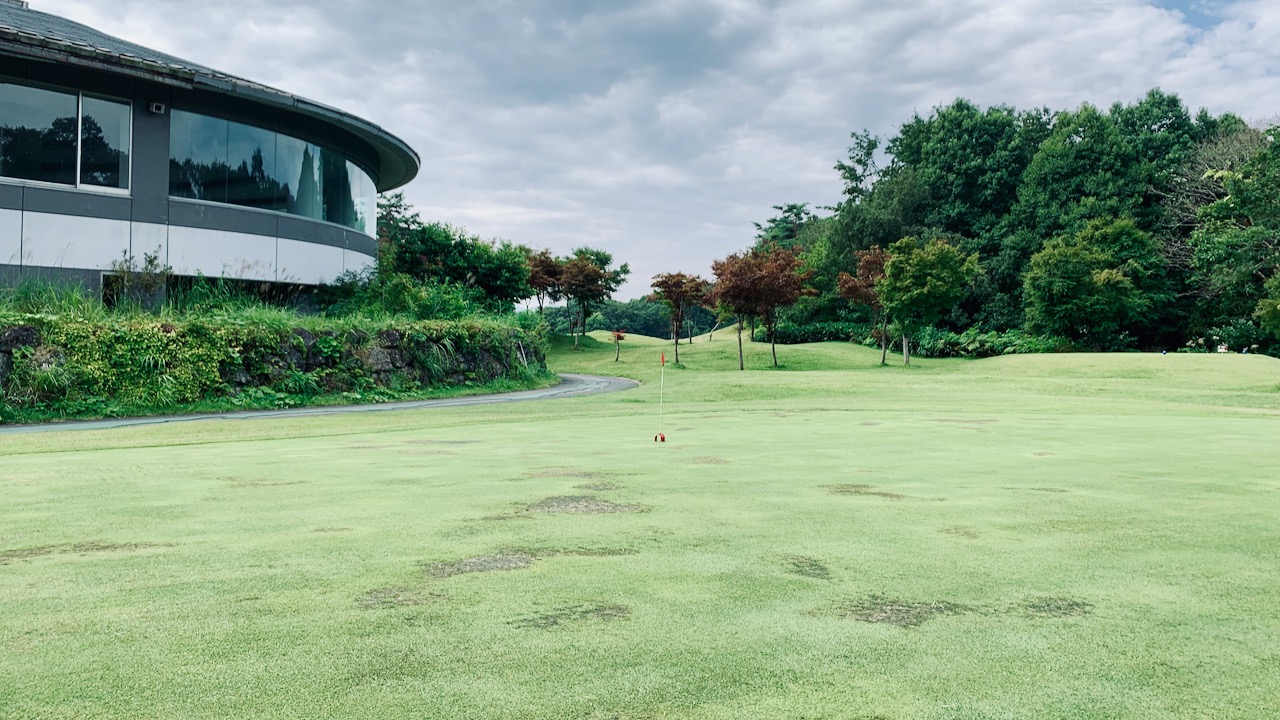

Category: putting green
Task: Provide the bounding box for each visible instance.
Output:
[2,335,1278,719]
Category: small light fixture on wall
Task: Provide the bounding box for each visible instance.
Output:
[148,102,167,115]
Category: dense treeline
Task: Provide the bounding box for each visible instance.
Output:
[750,89,1280,356]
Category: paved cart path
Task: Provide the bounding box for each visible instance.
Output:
[0,374,639,435]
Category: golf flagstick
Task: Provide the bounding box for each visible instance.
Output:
[656,351,666,442]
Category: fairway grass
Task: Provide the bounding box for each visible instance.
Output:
[2,336,1278,719]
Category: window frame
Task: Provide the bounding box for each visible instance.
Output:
[0,78,133,196]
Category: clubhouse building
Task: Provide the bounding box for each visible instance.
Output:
[0,0,419,290]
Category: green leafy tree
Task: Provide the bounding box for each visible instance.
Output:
[876,236,979,364]
[560,247,629,350]
[1256,276,1280,341]
[1188,131,1280,333]
[752,203,814,250]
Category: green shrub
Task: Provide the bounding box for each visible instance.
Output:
[755,321,873,345]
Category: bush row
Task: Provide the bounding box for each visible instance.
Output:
[0,316,546,422]
[755,321,1072,358]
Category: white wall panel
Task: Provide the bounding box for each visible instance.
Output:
[277,238,345,285]
[130,222,169,267]
[345,248,376,276]
[0,209,21,266]
[22,212,130,270]
[168,226,276,281]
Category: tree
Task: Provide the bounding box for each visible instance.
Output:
[650,272,711,364]
[610,330,626,362]
[1256,275,1280,341]
[837,246,890,364]
[377,191,423,247]
[754,245,816,367]
[560,247,629,349]
[1187,131,1280,334]
[752,204,814,250]
[1023,233,1146,349]
[385,220,533,311]
[877,237,979,364]
[526,248,563,317]
[710,251,764,371]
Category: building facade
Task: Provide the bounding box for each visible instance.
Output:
[0,0,419,290]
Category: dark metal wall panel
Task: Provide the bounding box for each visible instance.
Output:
[168,200,279,238]
[14,265,104,292]
[345,230,378,257]
[0,185,22,211]
[23,187,132,221]
[130,87,173,225]
[277,215,348,250]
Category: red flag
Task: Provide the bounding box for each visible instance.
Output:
[661,352,666,366]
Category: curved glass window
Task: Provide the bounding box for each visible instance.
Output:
[1,81,130,190]
[169,109,376,236]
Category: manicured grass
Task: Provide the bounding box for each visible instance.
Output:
[2,335,1278,719]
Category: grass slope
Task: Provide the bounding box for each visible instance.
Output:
[1,335,1278,719]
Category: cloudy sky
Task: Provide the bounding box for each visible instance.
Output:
[37,0,1280,298]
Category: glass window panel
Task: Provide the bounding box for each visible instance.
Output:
[80,95,131,189]
[320,148,357,229]
[278,134,322,220]
[226,121,284,211]
[169,109,228,202]
[349,160,377,236]
[0,82,78,185]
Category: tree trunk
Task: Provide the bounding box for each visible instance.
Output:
[615,341,621,362]
[750,316,756,342]
[771,334,778,367]
[879,316,889,366]
[736,319,745,371]
[573,302,581,350]
[673,332,680,365]
[902,333,910,365]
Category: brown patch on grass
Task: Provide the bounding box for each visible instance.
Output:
[782,555,831,580]
[512,602,631,629]
[229,479,306,488]
[930,418,998,425]
[824,484,910,500]
[575,482,621,492]
[1024,597,1092,618]
[357,587,439,609]
[1003,486,1071,494]
[1032,451,1057,457]
[859,422,884,427]
[403,440,482,447]
[313,527,354,534]
[526,495,646,514]
[691,457,730,466]
[526,467,605,479]
[824,595,969,627]
[0,545,60,565]
[426,553,534,578]
[1,541,164,565]
[502,545,638,559]
[941,526,981,539]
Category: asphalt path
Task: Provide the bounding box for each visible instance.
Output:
[0,373,639,435]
